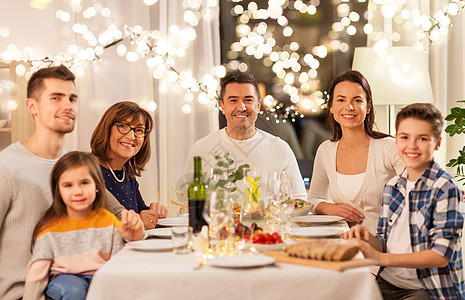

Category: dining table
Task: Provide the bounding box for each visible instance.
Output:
[86,216,382,300]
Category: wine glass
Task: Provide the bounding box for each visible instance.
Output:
[202,189,232,254]
[265,171,281,232]
[277,171,294,239]
[266,171,281,204]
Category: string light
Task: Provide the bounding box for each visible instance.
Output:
[0,1,227,114]
[230,0,464,120]
[2,0,464,118]
[230,1,324,120]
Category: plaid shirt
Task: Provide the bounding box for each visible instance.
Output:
[376,160,465,299]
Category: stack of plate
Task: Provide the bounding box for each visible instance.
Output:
[291,215,343,226]
[157,216,188,227]
[126,239,173,252]
[209,254,275,268]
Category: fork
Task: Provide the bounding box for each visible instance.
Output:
[193,258,206,270]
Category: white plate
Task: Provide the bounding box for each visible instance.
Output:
[146,228,172,238]
[157,216,188,227]
[209,254,275,268]
[292,215,343,225]
[251,243,285,252]
[290,227,344,238]
[126,240,173,252]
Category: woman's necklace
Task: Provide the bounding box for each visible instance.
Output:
[105,161,125,183]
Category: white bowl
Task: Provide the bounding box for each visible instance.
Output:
[251,242,285,252]
[291,203,313,217]
[0,120,7,128]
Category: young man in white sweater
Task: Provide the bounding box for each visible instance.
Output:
[184,70,306,201]
[0,65,78,299]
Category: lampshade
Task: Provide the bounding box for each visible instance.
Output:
[352,47,433,105]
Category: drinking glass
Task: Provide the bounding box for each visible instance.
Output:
[240,167,266,228]
[202,188,232,254]
[265,171,281,232]
[265,171,281,204]
[171,227,190,254]
[277,171,294,239]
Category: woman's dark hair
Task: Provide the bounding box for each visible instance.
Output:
[90,101,153,178]
[327,70,390,141]
[31,151,107,252]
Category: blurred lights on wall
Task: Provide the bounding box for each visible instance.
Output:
[0,0,461,116]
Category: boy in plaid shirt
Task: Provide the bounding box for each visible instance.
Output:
[342,103,464,299]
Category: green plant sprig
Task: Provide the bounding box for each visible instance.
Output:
[205,152,250,192]
[445,99,465,181]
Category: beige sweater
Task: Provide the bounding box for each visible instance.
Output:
[0,142,65,300]
[307,137,405,234]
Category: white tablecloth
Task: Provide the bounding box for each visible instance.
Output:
[87,223,382,300]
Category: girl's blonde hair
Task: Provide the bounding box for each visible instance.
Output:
[31,151,108,252]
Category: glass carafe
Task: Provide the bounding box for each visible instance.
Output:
[240,167,265,228]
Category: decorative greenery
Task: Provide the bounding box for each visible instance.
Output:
[445,100,465,181]
[205,152,249,193]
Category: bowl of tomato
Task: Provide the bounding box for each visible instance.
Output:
[251,232,285,252]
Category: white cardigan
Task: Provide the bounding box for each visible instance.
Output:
[307,137,405,234]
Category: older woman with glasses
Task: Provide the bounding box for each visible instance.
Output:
[91,101,168,229]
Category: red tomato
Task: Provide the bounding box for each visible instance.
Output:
[253,234,264,244]
[271,232,281,242]
[265,240,273,244]
[243,235,250,240]
[264,233,272,242]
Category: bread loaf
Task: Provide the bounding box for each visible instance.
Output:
[285,240,359,261]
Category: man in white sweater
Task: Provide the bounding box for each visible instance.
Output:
[0,65,78,299]
[185,70,306,201]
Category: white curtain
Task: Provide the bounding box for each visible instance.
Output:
[151,1,220,210]
[429,2,465,172]
[0,1,220,212]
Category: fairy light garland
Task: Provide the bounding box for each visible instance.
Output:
[230,0,325,122]
[417,0,465,46]
[1,0,464,120]
[230,0,465,120]
[0,1,224,114]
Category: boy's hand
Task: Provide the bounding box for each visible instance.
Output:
[120,209,145,241]
[356,239,384,265]
[341,225,371,242]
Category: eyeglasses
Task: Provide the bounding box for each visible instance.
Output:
[113,122,147,138]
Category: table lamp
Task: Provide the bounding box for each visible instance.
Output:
[352,46,434,134]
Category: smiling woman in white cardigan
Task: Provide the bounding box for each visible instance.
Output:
[307,70,404,234]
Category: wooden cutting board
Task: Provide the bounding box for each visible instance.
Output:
[264,251,377,271]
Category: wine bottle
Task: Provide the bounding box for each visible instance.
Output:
[188,156,207,234]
